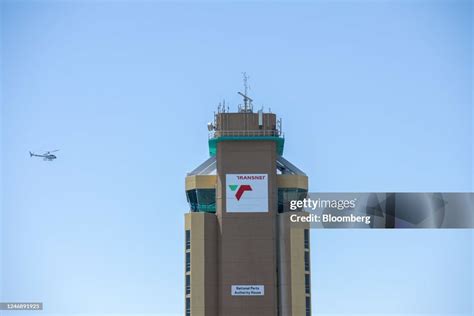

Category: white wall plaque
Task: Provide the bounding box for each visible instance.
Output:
[231,285,265,296]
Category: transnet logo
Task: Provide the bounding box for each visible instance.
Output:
[226,174,268,213]
[228,184,252,201]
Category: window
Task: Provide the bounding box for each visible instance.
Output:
[277,188,308,213]
[305,274,310,295]
[186,190,198,210]
[186,189,216,213]
[305,296,311,316]
[185,230,191,250]
[304,229,309,249]
[186,274,190,295]
[304,251,310,272]
[196,189,216,212]
[186,297,191,316]
[186,252,191,273]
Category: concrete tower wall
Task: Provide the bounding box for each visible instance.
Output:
[185,212,218,316]
[216,141,278,316]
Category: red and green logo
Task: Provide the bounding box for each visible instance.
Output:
[228,184,252,201]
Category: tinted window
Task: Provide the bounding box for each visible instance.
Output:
[186,252,190,272]
[185,230,190,250]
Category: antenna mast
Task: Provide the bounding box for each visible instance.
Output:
[238,72,253,113]
[243,72,249,109]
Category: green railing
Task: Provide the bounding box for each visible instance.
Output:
[208,135,285,156]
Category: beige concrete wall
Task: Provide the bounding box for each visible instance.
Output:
[277,175,308,190]
[290,227,307,316]
[185,212,218,316]
[185,175,217,190]
[277,213,310,316]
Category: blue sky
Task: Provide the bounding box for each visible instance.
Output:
[1,0,472,315]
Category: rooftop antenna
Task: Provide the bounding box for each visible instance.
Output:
[243,72,249,97]
[238,72,253,112]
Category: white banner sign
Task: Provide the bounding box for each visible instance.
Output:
[226,174,268,212]
[231,285,265,296]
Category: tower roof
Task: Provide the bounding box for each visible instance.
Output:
[187,155,305,176]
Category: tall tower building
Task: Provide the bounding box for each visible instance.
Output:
[185,89,310,316]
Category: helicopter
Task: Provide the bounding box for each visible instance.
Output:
[29,150,59,161]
